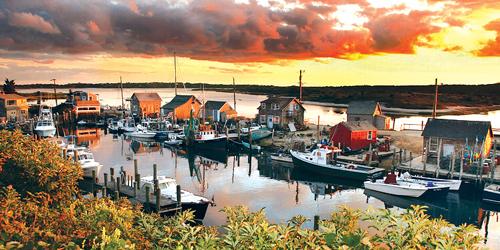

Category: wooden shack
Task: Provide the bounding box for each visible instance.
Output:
[422,118,493,168]
[257,96,305,129]
[130,93,162,118]
[347,101,391,130]
[202,101,237,122]
[329,121,377,151]
[161,95,201,120]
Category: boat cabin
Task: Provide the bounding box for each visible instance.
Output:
[141,176,178,194]
[196,124,221,140]
[306,147,342,165]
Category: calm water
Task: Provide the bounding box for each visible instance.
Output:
[20,88,500,129]
[72,129,499,247]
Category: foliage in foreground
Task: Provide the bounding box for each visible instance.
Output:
[0,130,484,249]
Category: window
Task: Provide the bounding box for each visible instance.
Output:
[7,100,15,105]
[271,103,279,110]
[295,103,299,110]
[260,115,266,123]
[429,137,439,152]
[367,131,373,140]
[261,103,266,109]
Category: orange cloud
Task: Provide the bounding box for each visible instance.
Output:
[8,12,60,34]
[476,19,500,56]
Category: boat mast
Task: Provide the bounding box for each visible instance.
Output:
[299,70,304,102]
[202,83,206,124]
[51,78,58,106]
[120,76,125,118]
[174,51,177,96]
[233,77,236,112]
[432,78,439,118]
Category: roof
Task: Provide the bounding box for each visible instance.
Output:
[162,95,199,110]
[132,93,162,102]
[336,121,377,131]
[347,101,380,115]
[259,96,304,111]
[204,101,229,111]
[422,118,492,141]
[0,93,26,100]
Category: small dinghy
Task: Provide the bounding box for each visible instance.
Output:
[483,184,500,204]
[400,172,462,191]
[364,172,449,198]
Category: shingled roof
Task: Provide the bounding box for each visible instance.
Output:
[132,93,162,102]
[162,95,199,110]
[204,100,228,111]
[347,101,380,115]
[259,96,304,111]
[341,121,377,131]
[422,118,492,141]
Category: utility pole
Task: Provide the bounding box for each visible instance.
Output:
[432,78,439,118]
[174,51,177,96]
[51,79,58,106]
[233,77,236,112]
[299,70,304,102]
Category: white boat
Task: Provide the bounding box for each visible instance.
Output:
[483,184,500,204]
[364,174,450,198]
[241,124,262,133]
[399,172,462,191]
[76,150,102,177]
[34,106,56,137]
[108,120,120,132]
[118,118,136,132]
[130,126,156,139]
[140,176,212,219]
[290,147,385,180]
[270,153,293,163]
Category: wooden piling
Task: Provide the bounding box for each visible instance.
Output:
[110,167,115,182]
[136,174,141,190]
[115,191,119,200]
[74,150,79,163]
[316,115,320,143]
[133,182,137,197]
[145,186,151,210]
[176,185,181,207]
[450,151,456,179]
[122,170,126,185]
[153,164,157,182]
[399,149,403,166]
[116,177,121,194]
[134,159,139,189]
[409,152,413,173]
[63,148,67,159]
[92,170,97,197]
[367,143,373,166]
[155,189,161,213]
[479,139,485,182]
[459,148,464,180]
[314,215,320,230]
[392,148,396,166]
[104,173,108,188]
[436,139,442,177]
[491,140,497,182]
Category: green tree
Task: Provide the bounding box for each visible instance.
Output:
[3,78,16,94]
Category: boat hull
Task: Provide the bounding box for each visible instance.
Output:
[364,181,427,197]
[412,176,461,191]
[483,186,500,204]
[291,152,384,181]
[182,202,210,220]
[35,128,56,137]
[191,137,228,151]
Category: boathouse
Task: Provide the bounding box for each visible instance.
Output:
[56,90,100,121]
[422,118,493,167]
[130,93,162,118]
[161,95,201,120]
[202,101,237,122]
[347,101,391,130]
[0,93,29,122]
[257,96,305,129]
[329,121,377,151]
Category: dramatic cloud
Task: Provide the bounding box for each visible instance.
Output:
[477,19,500,56]
[0,0,497,63]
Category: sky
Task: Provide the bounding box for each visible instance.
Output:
[0,0,499,86]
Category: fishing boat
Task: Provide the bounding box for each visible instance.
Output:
[34,106,56,137]
[483,184,500,204]
[129,124,156,139]
[140,176,212,219]
[290,146,384,180]
[364,173,449,198]
[118,118,136,132]
[76,150,103,177]
[191,124,228,150]
[400,172,462,191]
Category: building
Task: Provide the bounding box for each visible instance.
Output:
[161,95,201,120]
[422,118,493,167]
[329,121,377,151]
[347,101,391,130]
[0,93,29,122]
[56,90,100,121]
[202,101,237,122]
[257,96,305,129]
[130,93,162,118]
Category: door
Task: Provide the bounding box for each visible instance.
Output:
[267,115,274,128]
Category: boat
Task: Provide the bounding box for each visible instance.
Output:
[130,125,156,139]
[290,146,385,180]
[77,120,87,126]
[483,184,500,204]
[364,173,450,198]
[241,141,261,153]
[108,119,120,133]
[400,172,462,191]
[164,132,183,146]
[241,124,262,133]
[270,153,293,164]
[140,176,212,219]
[34,106,57,137]
[118,118,136,132]
[190,124,228,150]
[243,128,272,142]
[75,150,102,177]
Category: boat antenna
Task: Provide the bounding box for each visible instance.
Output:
[120,76,125,118]
[174,51,177,96]
[202,83,206,124]
[233,77,236,112]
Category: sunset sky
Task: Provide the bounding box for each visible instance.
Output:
[0,0,499,86]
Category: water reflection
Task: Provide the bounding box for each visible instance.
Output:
[68,128,499,247]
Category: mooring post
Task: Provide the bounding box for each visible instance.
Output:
[104,173,108,188]
[436,138,442,178]
[155,188,161,213]
[399,149,403,166]
[459,148,464,180]
[176,185,181,207]
[154,179,159,196]
[134,159,139,189]
[491,140,497,182]
[450,151,456,179]
[114,191,119,200]
[74,150,79,164]
[110,167,115,182]
[237,122,240,141]
[153,164,157,183]
[314,215,320,230]
[133,182,137,197]
[122,170,126,185]
[116,177,121,194]
[63,148,67,159]
[102,186,107,197]
[92,170,97,197]
[145,186,151,211]
[136,174,141,190]
[392,148,396,166]
[409,152,413,173]
[367,143,373,166]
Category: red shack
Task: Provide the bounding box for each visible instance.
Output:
[329,121,377,151]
